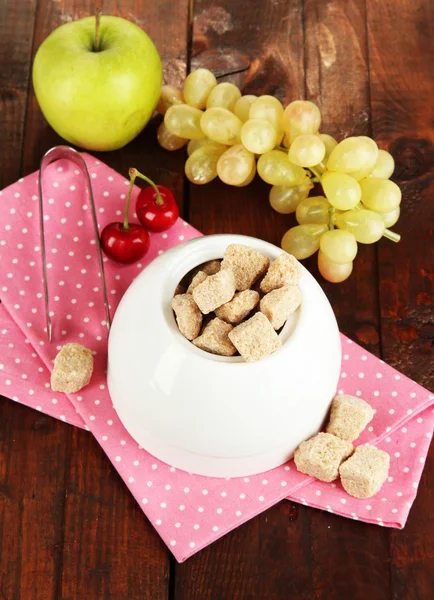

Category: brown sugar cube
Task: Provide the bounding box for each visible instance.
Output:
[187,270,208,294]
[192,269,236,314]
[215,290,260,325]
[51,343,94,394]
[326,394,375,442]
[294,432,353,482]
[221,244,270,291]
[172,293,202,340]
[200,259,221,276]
[260,285,301,330]
[193,318,236,356]
[260,252,302,293]
[339,445,390,499]
[228,312,281,362]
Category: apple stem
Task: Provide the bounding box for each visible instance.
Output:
[123,169,138,230]
[133,169,163,206]
[94,1,102,52]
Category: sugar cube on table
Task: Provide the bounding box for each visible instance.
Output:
[187,270,208,293]
[294,432,354,482]
[172,293,202,340]
[260,284,301,330]
[228,312,281,362]
[339,445,390,499]
[192,269,236,314]
[215,290,259,325]
[221,244,270,291]
[260,252,302,293]
[193,317,236,356]
[326,394,374,442]
[51,343,94,394]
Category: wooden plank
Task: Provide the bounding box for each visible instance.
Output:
[60,428,169,600]
[0,0,37,187]
[20,0,189,596]
[367,0,434,598]
[0,1,70,599]
[175,1,317,598]
[0,401,70,599]
[302,2,392,599]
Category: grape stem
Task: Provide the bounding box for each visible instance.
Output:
[328,207,336,231]
[383,229,401,243]
[309,166,323,182]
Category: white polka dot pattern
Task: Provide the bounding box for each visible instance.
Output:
[0,154,433,562]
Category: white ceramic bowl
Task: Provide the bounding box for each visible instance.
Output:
[108,234,341,478]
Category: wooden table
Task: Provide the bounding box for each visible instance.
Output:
[1,1,433,598]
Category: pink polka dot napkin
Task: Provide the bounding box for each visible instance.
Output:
[0,154,433,562]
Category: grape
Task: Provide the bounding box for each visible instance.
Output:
[368,149,395,179]
[236,161,257,187]
[283,100,321,144]
[318,133,338,159]
[313,133,338,173]
[269,181,314,214]
[217,145,256,186]
[296,196,330,225]
[318,250,353,283]
[157,85,184,115]
[185,143,226,185]
[249,95,284,141]
[183,68,217,109]
[379,206,400,228]
[257,150,308,186]
[327,136,378,173]
[281,224,328,259]
[200,108,242,145]
[157,122,188,151]
[320,229,358,264]
[164,104,204,139]
[234,95,258,122]
[240,119,278,154]
[206,82,242,111]
[322,171,361,210]
[335,209,385,243]
[187,138,215,156]
[288,134,326,167]
[360,178,401,212]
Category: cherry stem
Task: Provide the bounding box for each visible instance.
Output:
[94,1,102,52]
[132,169,163,206]
[122,169,138,230]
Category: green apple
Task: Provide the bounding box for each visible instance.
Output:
[32,16,162,151]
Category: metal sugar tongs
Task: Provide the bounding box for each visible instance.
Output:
[38,146,111,342]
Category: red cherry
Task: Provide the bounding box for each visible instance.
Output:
[136,184,179,232]
[100,222,150,264]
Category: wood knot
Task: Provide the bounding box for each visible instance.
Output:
[389,136,434,182]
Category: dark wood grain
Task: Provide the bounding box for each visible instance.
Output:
[0,2,71,599]
[1,0,433,598]
[0,0,37,188]
[303,3,391,599]
[175,1,313,597]
[367,0,434,598]
[2,0,189,598]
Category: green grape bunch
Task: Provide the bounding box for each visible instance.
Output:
[155,68,402,283]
